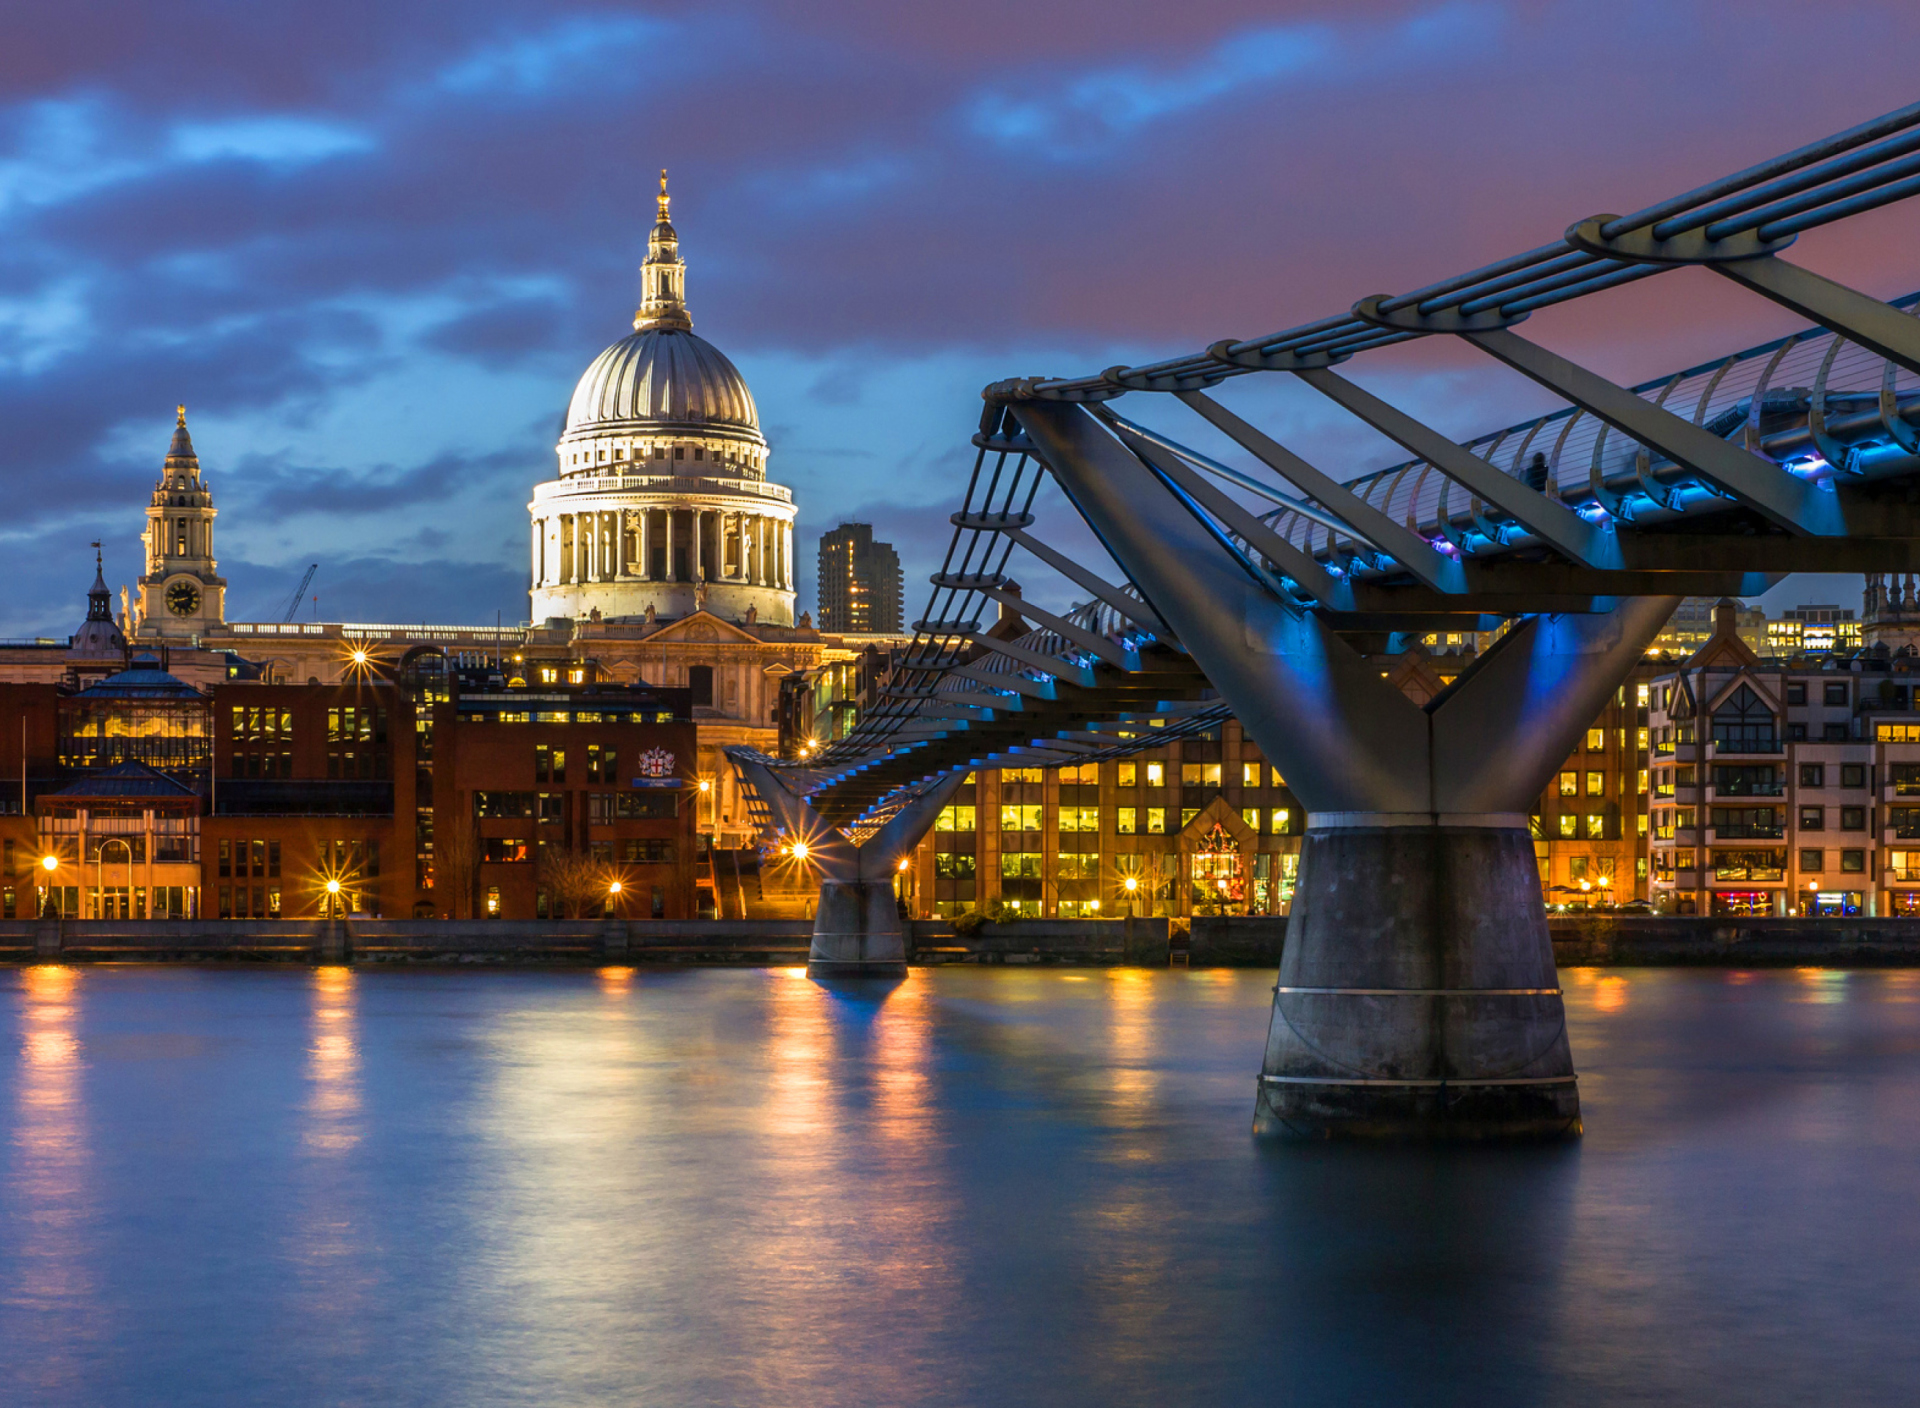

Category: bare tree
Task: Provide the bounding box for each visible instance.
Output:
[536,844,609,918]
[435,815,479,920]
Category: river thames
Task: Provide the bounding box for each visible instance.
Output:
[2,964,1916,1406]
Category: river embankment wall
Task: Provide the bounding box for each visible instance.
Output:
[5,915,1920,966]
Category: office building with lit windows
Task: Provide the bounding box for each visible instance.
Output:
[815,523,904,635]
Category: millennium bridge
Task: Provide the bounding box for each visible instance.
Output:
[732,99,1920,1140]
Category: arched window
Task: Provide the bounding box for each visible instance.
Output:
[1712,684,1776,752]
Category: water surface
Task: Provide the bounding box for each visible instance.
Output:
[3,964,1917,1406]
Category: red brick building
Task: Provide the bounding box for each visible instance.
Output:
[0,657,697,921]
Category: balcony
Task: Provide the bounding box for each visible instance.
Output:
[1708,737,1783,758]
[1707,825,1785,841]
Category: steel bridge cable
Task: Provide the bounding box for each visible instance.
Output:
[1606,98,1920,239]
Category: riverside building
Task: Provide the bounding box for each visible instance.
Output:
[0,658,699,921]
[1646,598,1920,917]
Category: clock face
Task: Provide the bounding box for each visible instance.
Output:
[166,581,202,616]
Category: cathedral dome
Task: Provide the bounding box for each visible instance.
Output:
[563,327,761,438]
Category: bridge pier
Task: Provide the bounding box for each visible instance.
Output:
[1257,819,1577,1140]
[1015,399,1677,1141]
[731,756,966,979]
[810,880,913,977]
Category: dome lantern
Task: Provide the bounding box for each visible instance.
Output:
[635,169,692,333]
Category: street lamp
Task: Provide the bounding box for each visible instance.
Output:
[608,879,623,917]
[790,840,810,861]
[325,876,342,919]
[1123,873,1139,919]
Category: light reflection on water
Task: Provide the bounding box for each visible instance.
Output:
[0,964,1917,1406]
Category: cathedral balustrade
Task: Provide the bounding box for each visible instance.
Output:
[534,474,793,503]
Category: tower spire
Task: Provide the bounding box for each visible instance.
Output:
[87,540,112,622]
[165,404,200,481]
[634,168,692,332]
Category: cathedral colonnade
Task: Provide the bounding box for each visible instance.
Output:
[531,502,794,593]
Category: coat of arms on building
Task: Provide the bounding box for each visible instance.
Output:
[638,747,676,778]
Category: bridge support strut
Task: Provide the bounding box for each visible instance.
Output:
[731,757,967,978]
[1015,400,1678,1141]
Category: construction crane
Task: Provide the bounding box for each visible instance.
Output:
[282,565,318,623]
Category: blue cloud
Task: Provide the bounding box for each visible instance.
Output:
[434,15,673,96]
[966,2,1503,155]
[169,116,375,167]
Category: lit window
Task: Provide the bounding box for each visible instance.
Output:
[1270,767,1284,787]
[1242,763,1260,787]
[1242,808,1261,832]
[1558,771,1578,797]
[1146,808,1166,834]
[1145,763,1164,787]
[1558,814,1576,838]
[1585,814,1605,840]
[1586,771,1605,797]
[1270,808,1289,834]
[1117,762,1137,787]
[1116,807,1137,834]
[1586,728,1605,751]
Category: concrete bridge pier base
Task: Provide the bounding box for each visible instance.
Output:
[1255,819,1578,1141]
[729,752,968,982]
[809,881,908,978]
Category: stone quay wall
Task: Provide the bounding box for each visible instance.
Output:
[6,914,1920,967]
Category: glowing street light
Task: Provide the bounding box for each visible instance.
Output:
[1123,876,1138,893]
[351,649,368,665]
[40,854,58,872]
[609,880,623,895]
[790,840,810,861]
[698,778,711,793]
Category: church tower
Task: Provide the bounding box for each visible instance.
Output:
[137,406,226,639]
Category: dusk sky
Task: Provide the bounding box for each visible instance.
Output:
[7,1,1920,636]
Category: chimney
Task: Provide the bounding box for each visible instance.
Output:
[997,579,1026,632]
[1713,597,1738,638]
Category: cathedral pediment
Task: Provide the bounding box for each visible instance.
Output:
[647,611,764,646]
